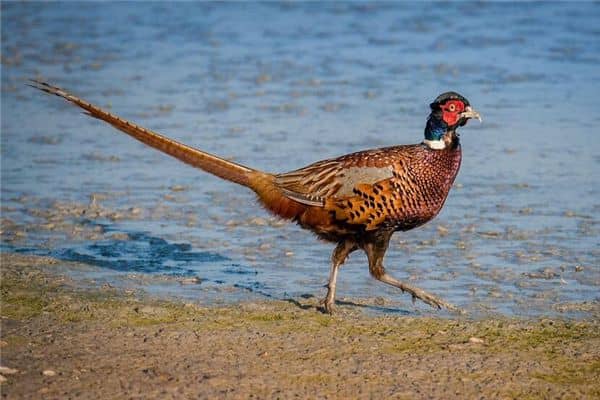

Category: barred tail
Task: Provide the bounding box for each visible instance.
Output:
[29,80,254,187]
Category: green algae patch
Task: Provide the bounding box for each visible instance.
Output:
[0,267,53,320]
[0,254,193,330]
[246,311,286,323]
[0,287,48,320]
[533,359,600,386]
[114,302,200,327]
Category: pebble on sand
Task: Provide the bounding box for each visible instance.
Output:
[43,369,56,377]
[0,366,18,375]
[468,337,485,345]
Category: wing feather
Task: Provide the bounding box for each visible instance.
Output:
[274,147,408,207]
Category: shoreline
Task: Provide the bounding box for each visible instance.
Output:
[1,252,599,399]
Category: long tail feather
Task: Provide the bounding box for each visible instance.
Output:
[29,80,254,187]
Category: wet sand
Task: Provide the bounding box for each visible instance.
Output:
[1,253,598,399]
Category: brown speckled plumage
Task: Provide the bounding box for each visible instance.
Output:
[30,80,480,314]
[276,142,461,235]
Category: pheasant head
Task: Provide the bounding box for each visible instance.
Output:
[424,92,481,149]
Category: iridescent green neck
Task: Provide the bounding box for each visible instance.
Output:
[424,115,448,141]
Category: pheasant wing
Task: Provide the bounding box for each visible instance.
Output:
[276,149,411,230]
[275,149,398,205]
[275,145,424,231]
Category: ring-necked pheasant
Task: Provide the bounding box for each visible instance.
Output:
[30,80,481,313]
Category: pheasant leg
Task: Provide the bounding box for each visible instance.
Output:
[321,240,358,314]
[364,238,461,313]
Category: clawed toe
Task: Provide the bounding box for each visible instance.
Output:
[319,298,335,314]
[377,272,462,313]
[416,291,461,313]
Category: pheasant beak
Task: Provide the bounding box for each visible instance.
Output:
[460,106,482,122]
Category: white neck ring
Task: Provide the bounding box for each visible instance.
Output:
[423,139,446,150]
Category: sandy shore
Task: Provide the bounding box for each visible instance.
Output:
[1,253,598,399]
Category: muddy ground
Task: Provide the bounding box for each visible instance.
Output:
[1,253,599,399]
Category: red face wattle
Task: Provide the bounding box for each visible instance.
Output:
[440,100,465,126]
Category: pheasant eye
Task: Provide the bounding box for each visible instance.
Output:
[447,103,456,112]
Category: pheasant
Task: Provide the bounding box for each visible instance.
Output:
[30,80,481,313]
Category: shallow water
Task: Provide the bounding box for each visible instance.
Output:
[2,2,599,317]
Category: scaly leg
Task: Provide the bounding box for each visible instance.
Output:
[364,238,460,313]
[321,240,358,314]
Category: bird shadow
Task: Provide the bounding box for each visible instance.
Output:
[233,284,411,315]
[283,296,412,315]
[282,297,314,311]
[333,299,412,315]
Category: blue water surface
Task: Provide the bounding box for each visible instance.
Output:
[1,2,599,317]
